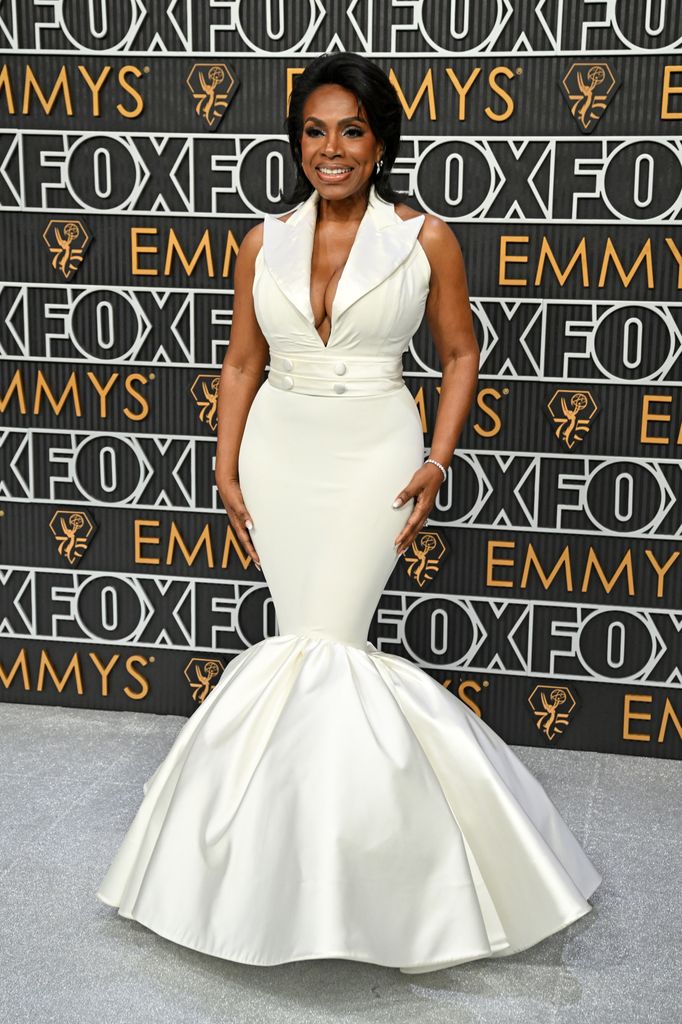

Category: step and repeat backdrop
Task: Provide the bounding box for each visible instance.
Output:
[0,2,680,758]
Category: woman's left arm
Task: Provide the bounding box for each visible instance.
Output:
[393,216,480,556]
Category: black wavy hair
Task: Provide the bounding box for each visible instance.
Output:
[282,52,404,206]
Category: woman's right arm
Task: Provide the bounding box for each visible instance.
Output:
[214,221,269,570]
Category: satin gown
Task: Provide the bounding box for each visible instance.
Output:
[96,183,602,973]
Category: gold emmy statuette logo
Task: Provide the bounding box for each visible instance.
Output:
[403,529,447,587]
[528,684,578,742]
[191,374,220,431]
[184,658,226,702]
[546,388,598,449]
[42,220,92,280]
[186,62,239,130]
[49,509,97,565]
[559,62,620,132]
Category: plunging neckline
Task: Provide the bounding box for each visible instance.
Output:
[308,190,372,350]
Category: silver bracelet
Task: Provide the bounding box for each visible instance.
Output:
[424,457,447,482]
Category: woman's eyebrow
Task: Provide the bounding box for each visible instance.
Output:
[303,115,368,126]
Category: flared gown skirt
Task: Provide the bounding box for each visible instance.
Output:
[96,380,602,972]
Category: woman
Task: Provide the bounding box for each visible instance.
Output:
[96,53,601,973]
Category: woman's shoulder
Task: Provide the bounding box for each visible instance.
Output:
[393,200,425,225]
[395,202,462,268]
[394,201,452,238]
[235,220,265,277]
[237,203,300,271]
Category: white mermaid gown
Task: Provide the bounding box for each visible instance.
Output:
[96,183,602,972]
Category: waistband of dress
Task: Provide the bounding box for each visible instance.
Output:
[267,349,404,397]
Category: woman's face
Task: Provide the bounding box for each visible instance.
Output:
[299,83,384,200]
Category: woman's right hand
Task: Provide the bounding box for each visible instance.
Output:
[217,476,261,571]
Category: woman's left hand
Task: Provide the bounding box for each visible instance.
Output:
[392,463,444,556]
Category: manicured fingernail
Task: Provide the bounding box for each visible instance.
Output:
[246,519,253,529]
[392,499,402,508]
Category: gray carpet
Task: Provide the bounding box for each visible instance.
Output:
[1,702,679,1024]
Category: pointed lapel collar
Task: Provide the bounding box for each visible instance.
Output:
[262,183,425,328]
[261,187,318,327]
[332,184,426,320]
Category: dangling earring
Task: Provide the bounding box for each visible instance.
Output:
[375,158,384,175]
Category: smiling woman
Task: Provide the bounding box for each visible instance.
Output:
[96,51,602,975]
[295,84,391,345]
[302,105,381,189]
